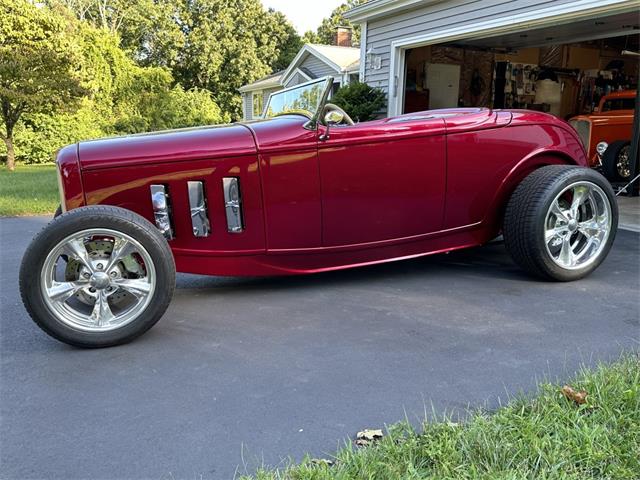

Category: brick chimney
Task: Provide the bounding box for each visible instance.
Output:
[334,26,353,47]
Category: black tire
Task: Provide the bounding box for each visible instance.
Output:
[602,140,631,183]
[54,205,62,218]
[503,165,618,281]
[20,206,176,348]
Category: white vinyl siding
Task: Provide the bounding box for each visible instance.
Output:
[299,54,336,79]
[242,93,253,121]
[284,72,309,87]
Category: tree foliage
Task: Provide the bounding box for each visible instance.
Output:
[171,0,302,119]
[1,1,229,167]
[269,10,303,72]
[331,82,386,122]
[307,0,368,46]
[56,0,186,68]
[59,0,303,120]
[0,0,87,170]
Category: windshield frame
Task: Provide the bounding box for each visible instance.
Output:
[263,76,333,130]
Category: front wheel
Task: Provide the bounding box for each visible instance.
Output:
[601,140,632,183]
[20,206,176,347]
[503,165,618,281]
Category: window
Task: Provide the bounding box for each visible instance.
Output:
[601,98,635,112]
[253,92,264,118]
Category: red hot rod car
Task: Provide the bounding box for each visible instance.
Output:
[20,77,618,347]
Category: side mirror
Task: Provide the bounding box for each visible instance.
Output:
[320,110,344,141]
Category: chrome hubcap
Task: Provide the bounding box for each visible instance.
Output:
[40,229,156,332]
[544,182,611,270]
[90,272,111,290]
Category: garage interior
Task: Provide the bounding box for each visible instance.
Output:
[402,11,639,118]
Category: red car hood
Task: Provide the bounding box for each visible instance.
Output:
[78,123,258,171]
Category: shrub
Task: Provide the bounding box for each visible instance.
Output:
[331,82,387,122]
[11,102,107,164]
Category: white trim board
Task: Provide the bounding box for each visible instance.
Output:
[345,0,439,23]
[359,21,368,82]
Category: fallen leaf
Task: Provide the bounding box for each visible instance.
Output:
[355,428,384,446]
[561,385,588,405]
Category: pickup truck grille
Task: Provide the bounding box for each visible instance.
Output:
[569,119,591,149]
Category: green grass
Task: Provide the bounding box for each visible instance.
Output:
[246,355,640,480]
[0,164,59,216]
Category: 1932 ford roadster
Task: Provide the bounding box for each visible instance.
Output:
[19,77,618,348]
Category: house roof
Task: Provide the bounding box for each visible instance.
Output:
[239,44,361,94]
[305,44,361,71]
[281,44,360,86]
[238,71,285,93]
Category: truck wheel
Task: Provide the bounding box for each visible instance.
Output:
[20,206,176,348]
[503,165,617,281]
[601,140,631,182]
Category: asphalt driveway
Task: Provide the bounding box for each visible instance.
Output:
[1,216,638,479]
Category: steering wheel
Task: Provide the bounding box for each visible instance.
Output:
[322,103,355,126]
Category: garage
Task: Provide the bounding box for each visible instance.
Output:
[345,0,640,195]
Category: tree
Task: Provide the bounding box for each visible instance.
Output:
[331,82,386,122]
[0,0,86,170]
[269,10,303,72]
[313,0,368,46]
[56,0,186,68]
[6,4,228,165]
[59,0,303,120]
[302,30,320,44]
[173,0,299,119]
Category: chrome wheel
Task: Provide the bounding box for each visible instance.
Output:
[616,145,631,179]
[544,182,612,270]
[40,228,156,332]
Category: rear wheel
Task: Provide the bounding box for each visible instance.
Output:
[602,140,631,182]
[503,165,617,281]
[20,206,176,347]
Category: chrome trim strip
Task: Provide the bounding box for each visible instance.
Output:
[187,181,211,237]
[150,185,174,240]
[222,177,244,233]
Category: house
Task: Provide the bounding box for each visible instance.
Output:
[344,0,639,119]
[240,39,361,121]
[239,71,285,123]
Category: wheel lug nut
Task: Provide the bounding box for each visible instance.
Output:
[96,263,104,270]
[110,271,117,277]
[83,272,90,279]
[89,287,96,293]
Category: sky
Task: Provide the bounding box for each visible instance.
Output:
[260,0,346,34]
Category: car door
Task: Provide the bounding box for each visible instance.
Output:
[317,116,447,247]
